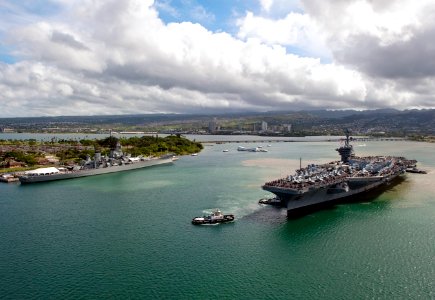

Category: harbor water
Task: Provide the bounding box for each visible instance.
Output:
[1,139,434,299]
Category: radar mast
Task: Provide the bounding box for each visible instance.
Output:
[336,129,353,163]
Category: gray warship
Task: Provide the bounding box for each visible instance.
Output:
[262,130,416,217]
[19,141,174,184]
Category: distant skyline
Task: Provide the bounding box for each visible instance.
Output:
[1,0,435,117]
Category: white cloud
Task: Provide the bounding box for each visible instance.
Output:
[11,22,105,72]
[153,0,180,19]
[300,0,435,82]
[259,0,273,12]
[301,0,430,46]
[0,0,435,117]
[237,11,331,60]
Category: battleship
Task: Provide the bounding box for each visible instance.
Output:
[262,130,417,217]
[19,141,175,184]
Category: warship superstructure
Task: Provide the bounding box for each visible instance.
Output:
[262,130,416,217]
[19,141,174,184]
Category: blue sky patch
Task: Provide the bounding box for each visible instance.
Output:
[154,0,258,34]
[12,0,62,16]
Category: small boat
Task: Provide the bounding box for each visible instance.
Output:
[0,173,19,183]
[191,153,198,156]
[223,149,229,152]
[191,209,235,225]
[258,197,281,206]
[406,167,427,174]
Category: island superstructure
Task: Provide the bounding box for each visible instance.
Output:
[262,130,416,217]
[19,141,174,184]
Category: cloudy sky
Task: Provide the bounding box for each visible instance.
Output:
[0,0,434,117]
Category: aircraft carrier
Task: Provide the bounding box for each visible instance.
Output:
[262,130,416,217]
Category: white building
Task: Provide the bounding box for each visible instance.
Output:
[261,121,268,132]
[282,124,292,132]
[208,118,220,133]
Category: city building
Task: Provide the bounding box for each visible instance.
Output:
[261,121,268,132]
[208,118,220,133]
[282,124,292,132]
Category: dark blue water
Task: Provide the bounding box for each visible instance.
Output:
[1,141,434,299]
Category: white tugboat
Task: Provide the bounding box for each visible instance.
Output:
[191,209,235,225]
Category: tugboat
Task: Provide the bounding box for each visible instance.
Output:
[191,209,235,225]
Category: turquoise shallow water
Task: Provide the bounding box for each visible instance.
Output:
[1,140,435,299]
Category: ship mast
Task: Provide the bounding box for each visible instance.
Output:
[336,128,353,163]
[344,128,350,147]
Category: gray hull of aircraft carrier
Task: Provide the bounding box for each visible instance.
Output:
[262,130,416,217]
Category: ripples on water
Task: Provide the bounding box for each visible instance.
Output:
[1,140,435,299]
